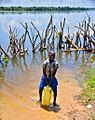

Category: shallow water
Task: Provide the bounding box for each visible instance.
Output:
[0,11,95,113]
[0,10,95,49]
[0,11,95,87]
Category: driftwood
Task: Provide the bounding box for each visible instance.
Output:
[65,36,78,49]
[1,16,95,65]
[58,18,66,49]
[75,24,95,49]
[31,21,42,41]
[43,15,53,49]
[7,25,20,57]
[28,31,38,52]
[0,45,9,59]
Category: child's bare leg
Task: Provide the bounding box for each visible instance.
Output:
[39,89,43,102]
[53,92,57,105]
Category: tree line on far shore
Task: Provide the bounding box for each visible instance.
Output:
[0,6,95,12]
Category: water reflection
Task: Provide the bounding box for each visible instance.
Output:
[75,51,79,61]
[0,50,94,71]
[1,59,9,72]
[0,11,95,93]
[11,57,24,72]
[0,50,94,105]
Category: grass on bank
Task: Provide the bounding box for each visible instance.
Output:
[81,62,95,105]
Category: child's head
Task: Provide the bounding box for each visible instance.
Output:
[48,51,55,62]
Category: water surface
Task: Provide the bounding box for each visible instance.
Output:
[0,11,95,105]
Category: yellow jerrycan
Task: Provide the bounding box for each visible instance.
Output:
[42,85,52,106]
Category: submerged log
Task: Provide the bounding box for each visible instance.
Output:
[63,48,93,52]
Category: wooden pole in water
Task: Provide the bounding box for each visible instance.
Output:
[65,36,78,49]
[58,18,66,49]
[0,45,10,59]
[21,22,28,54]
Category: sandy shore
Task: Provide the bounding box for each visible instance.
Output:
[0,68,95,120]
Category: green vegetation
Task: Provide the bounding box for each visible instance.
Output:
[82,61,95,105]
[2,54,9,63]
[0,6,95,12]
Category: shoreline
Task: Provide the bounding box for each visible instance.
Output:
[0,6,95,12]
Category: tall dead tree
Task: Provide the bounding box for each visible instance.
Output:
[7,26,19,57]
[58,18,66,49]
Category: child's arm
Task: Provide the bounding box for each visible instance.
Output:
[43,67,47,79]
[42,62,48,85]
[52,61,59,77]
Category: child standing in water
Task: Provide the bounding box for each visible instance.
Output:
[39,51,59,106]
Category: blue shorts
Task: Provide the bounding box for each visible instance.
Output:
[39,75,58,93]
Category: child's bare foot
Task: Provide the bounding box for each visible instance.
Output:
[53,103,59,107]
